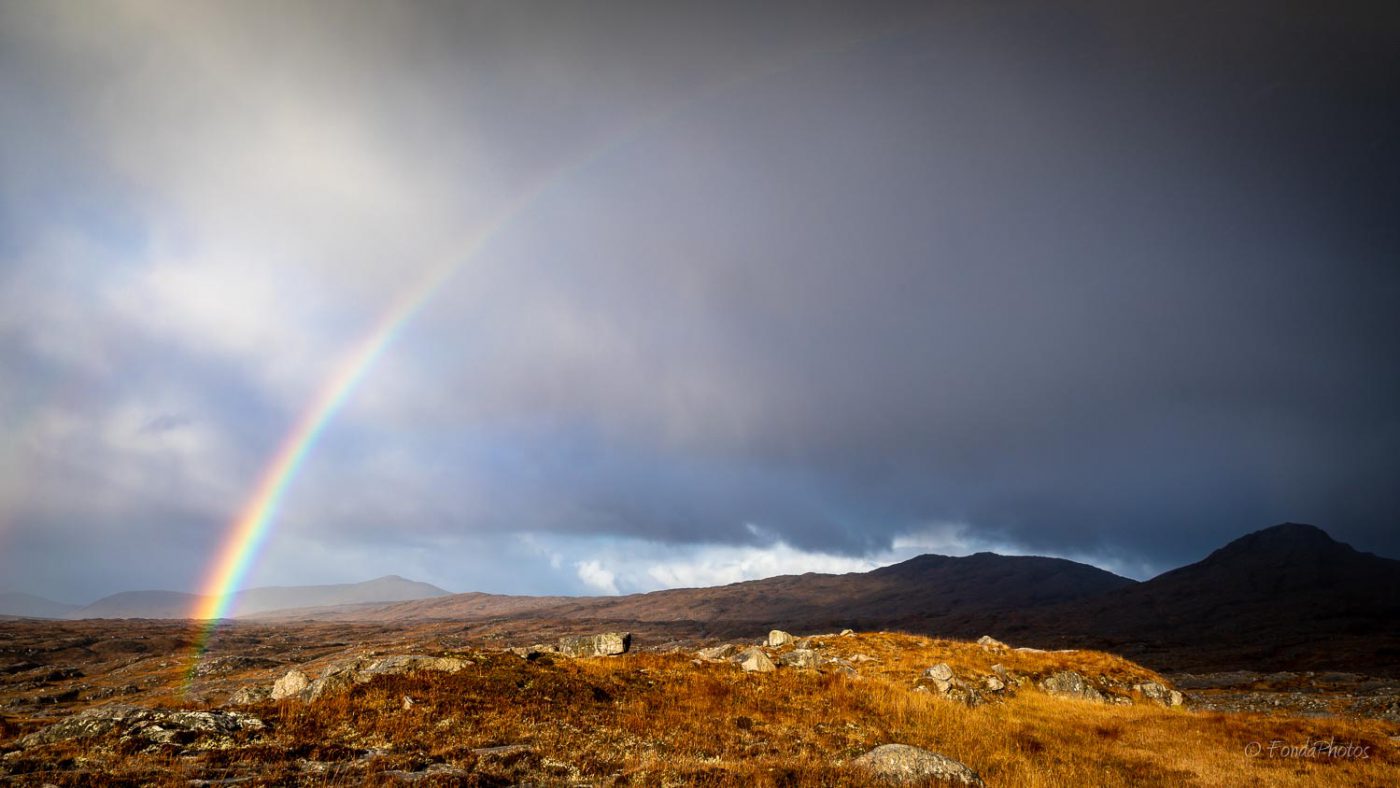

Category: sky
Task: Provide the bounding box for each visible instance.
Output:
[2,1,1398,603]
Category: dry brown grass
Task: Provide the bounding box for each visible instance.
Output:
[2,632,1396,786]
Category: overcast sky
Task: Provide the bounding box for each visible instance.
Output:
[2,1,1398,603]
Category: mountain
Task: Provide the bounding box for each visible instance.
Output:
[0,592,81,619]
[253,552,1135,633]
[989,523,1400,671]
[249,523,1400,673]
[65,576,451,620]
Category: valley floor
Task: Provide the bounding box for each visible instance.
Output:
[1,620,1396,786]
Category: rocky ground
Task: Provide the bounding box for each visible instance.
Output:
[1,619,1397,785]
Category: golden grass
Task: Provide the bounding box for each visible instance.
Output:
[3,632,1396,786]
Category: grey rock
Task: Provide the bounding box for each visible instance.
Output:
[738,647,776,673]
[226,685,270,706]
[975,635,1008,651]
[696,643,739,661]
[558,632,631,658]
[20,704,264,749]
[767,630,795,648]
[777,648,818,669]
[924,663,955,682]
[1040,671,1106,703]
[853,744,984,786]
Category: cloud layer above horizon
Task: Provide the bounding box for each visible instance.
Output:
[3,1,1398,602]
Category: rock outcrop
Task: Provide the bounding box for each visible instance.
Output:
[558,632,631,658]
[853,744,984,785]
[20,704,264,749]
[1040,670,1106,703]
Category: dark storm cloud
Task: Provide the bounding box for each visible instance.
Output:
[2,1,1398,599]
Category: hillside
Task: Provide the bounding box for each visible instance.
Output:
[65,576,451,620]
[0,593,80,620]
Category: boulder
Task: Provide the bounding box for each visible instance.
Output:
[696,643,739,661]
[839,629,855,637]
[767,630,795,648]
[558,632,631,658]
[738,647,776,673]
[1040,671,1106,703]
[853,744,984,786]
[270,669,309,701]
[777,648,818,669]
[924,663,954,682]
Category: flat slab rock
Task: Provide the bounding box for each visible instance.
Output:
[19,703,265,748]
[854,744,984,786]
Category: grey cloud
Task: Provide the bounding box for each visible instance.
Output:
[2,2,1398,600]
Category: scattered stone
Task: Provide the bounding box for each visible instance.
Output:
[1040,671,1106,703]
[777,648,818,669]
[975,635,1008,652]
[767,630,795,648]
[853,744,984,786]
[984,675,1005,692]
[738,647,776,673]
[839,629,855,637]
[270,669,309,701]
[558,632,631,658]
[917,664,984,706]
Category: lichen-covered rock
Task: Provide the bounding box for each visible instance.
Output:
[696,643,738,661]
[1040,670,1106,703]
[924,663,954,682]
[777,648,818,669]
[767,630,794,648]
[20,704,264,749]
[853,744,984,785]
[270,669,309,700]
[738,647,776,673]
[1133,681,1185,707]
[227,685,271,706]
[557,632,630,658]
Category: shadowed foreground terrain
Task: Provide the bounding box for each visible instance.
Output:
[1,620,1397,786]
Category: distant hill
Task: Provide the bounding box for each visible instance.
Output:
[249,524,1400,673]
[0,592,81,619]
[253,551,1135,632]
[64,576,451,620]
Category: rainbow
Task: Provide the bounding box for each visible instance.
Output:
[182,27,895,679]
